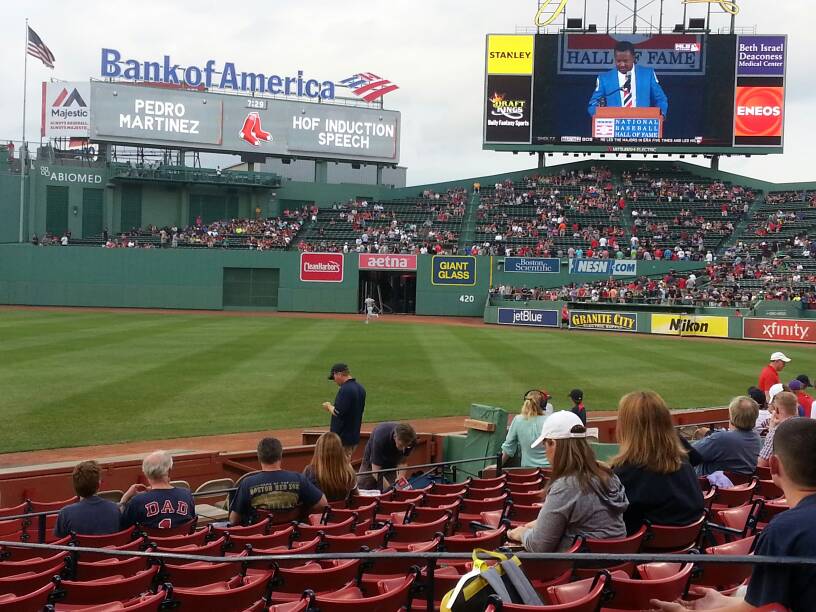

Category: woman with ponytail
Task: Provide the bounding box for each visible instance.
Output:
[500,389,553,468]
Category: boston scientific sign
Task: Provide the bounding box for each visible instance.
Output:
[101,48,336,99]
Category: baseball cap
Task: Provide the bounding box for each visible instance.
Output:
[796,374,812,388]
[788,379,805,391]
[768,383,785,401]
[531,411,599,448]
[569,389,584,402]
[327,363,349,379]
[770,352,791,363]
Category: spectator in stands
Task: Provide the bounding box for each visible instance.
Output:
[758,351,791,399]
[303,433,358,503]
[747,386,770,430]
[568,389,587,425]
[323,363,366,457]
[652,418,816,612]
[692,396,761,476]
[758,391,799,469]
[795,375,814,418]
[507,411,628,551]
[229,437,327,526]
[500,390,552,469]
[357,422,416,491]
[54,460,121,538]
[788,379,810,417]
[120,450,195,529]
[611,391,704,534]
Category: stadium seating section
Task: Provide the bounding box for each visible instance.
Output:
[0,466,793,610]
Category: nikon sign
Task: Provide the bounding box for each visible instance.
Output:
[90,82,400,163]
[651,314,729,338]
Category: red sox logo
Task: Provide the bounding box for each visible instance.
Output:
[239,112,273,146]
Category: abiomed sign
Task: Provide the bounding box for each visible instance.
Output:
[651,314,729,338]
[569,311,637,332]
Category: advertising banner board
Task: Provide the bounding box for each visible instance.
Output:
[651,314,728,338]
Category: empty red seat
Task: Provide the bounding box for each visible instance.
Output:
[713,502,761,540]
[575,525,648,578]
[315,572,415,612]
[171,570,276,611]
[694,534,757,590]
[162,553,247,588]
[146,528,209,548]
[604,562,693,610]
[375,499,420,522]
[265,559,359,603]
[210,518,271,539]
[422,492,464,508]
[364,539,439,577]
[56,566,159,606]
[0,536,71,561]
[28,497,78,513]
[68,589,169,611]
[0,582,55,612]
[325,501,378,526]
[457,495,508,528]
[757,479,784,500]
[0,502,30,519]
[507,490,546,505]
[229,525,295,552]
[486,571,608,611]
[73,527,140,548]
[443,527,506,553]
[0,550,68,578]
[465,484,506,500]
[248,537,321,569]
[293,515,355,540]
[392,485,432,500]
[408,502,458,529]
[0,562,63,596]
[708,481,757,511]
[467,475,507,489]
[504,469,542,482]
[75,555,149,581]
[643,515,705,552]
[77,538,145,563]
[430,483,468,495]
[323,525,389,553]
[140,518,197,538]
[387,515,448,543]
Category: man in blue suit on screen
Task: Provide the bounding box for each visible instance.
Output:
[587,40,668,118]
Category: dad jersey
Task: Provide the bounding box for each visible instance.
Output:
[121,488,195,529]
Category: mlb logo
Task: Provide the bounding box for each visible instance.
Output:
[594,118,615,138]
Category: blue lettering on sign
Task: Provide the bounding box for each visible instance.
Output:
[100,48,336,100]
[504,257,561,274]
[497,308,559,327]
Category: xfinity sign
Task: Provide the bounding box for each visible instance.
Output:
[568,259,637,277]
[100,48,336,99]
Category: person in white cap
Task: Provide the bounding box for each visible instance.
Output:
[758,352,791,401]
[507,411,628,552]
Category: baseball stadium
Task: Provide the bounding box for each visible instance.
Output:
[0,1,814,610]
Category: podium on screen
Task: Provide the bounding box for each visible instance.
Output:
[592,107,663,139]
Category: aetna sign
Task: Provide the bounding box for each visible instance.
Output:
[300,253,344,282]
[358,254,417,271]
[743,318,816,344]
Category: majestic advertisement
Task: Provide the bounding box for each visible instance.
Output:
[41,82,90,138]
[503,257,560,274]
[300,253,344,283]
[743,318,816,344]
[568,259,637,277]
[431,256,476,286]
[569,311,637,332]
[483,32,787,153]
[358,254,417,271]
[498,308,559,327]
[89,82,400,163]
[651,314,729,338]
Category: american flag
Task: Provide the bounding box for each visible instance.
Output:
[27,26,55,69]
[339,72,398,102]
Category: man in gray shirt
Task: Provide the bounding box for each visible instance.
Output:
[693,395,761,476]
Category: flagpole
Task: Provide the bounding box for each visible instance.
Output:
[19,18,28,243]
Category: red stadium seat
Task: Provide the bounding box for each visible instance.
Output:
[323,525,389,553]
[392,485,432,500]
[603,563,693,610]
[363,539,439,577]
[72,589,169,611]
[713,501,762,539]
[170,570,276,611]
[255,508,307,526]
[457,495,508,527]
[0,502,30,519]
[643,515,705,552]
[77,537,145,563]
[722,471,756,486]
[56,566,159,607]
[387,515,448,543]
[248,536,321,569]
[162,552,247,588]
[430,483,468,495]
[0,562,63,596]
[467,475,507,489]
[694,535,756,590]
[0,550,68,578]
[408,502,457,525]
[507,490,546,506]
[504,469,542,482]
[27,497,78,513]
[73,527,141,548]
[228,525,295,551]
[708,481,757,511]
[74,555,149,581]
[314,572,416,612]
[464,484,506,500]
[210,518,272,538]
[145,528,209,548]
[375,499,419,523]
[265,559,359,603]
[152,536,226,562]
[574,525,647,578]
[0,518,28,539]
[422,492,464,508]
[521,540,582,591]
[486,571,608,611]
[0,536,71,561]
[443,527,506,552]
[293,515,355,540]
[326,501,378,525]
[0,582,55,612]
[757,479,784,500]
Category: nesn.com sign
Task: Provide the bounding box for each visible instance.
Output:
[568,259,637,277]
[497,308,559,328]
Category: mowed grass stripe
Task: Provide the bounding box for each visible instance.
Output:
[1,309,812,453]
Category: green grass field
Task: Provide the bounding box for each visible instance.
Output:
[0,308,810,453]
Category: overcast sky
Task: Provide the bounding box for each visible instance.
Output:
[2,1,812,185]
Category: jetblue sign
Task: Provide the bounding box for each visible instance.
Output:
[568,259,637,277]
[504,257,560,274]
[497,308,559,328]
[100,48,336,100]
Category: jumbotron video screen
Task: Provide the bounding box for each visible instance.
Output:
[483,33,787,153]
